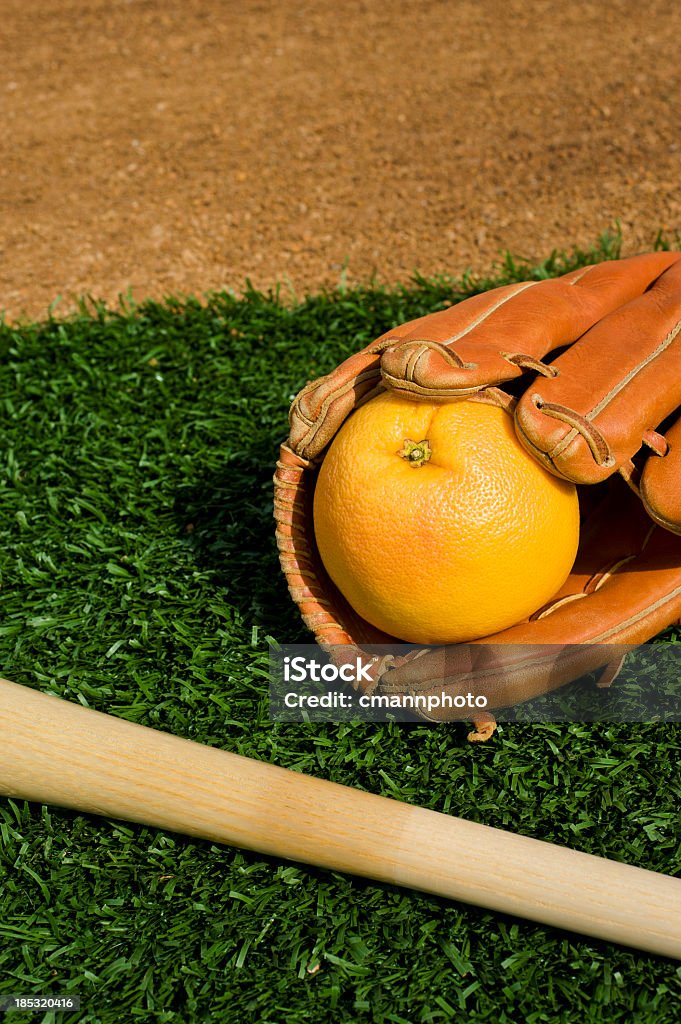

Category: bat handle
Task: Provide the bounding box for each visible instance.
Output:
[1,676,680,958]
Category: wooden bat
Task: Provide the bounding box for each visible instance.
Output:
[1,676,680,958]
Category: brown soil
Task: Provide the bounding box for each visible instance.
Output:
[2,0,680,322]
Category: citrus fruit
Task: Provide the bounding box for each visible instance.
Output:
[312,391,579,644]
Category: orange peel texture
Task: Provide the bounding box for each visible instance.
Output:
[313,391,580,644]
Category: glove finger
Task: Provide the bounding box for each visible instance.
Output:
[286,252,681,461]
[514,256,681,485]
[377,252,681,400]
[287,350,384,462]
[640,413,681,534]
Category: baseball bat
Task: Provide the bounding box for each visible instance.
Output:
[1,676,680,958]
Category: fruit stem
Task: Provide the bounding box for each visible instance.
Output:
[397,438,432,468]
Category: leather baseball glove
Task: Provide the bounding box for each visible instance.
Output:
[273,252,681,739]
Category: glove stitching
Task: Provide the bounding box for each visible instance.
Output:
[641,429,670,457]
[295,370,383,457]
[379,648,600,693]
[532,396,614,467]
[618,459,641,496]
[276,449,313,471]
[566,264,597,286]
[531,592,587,619]
[369,336,405,354]
[406,344,427,382]
[639,476,681,536]
[501,352,559,378]
[584,555,639,594]
[586,316,681,421]
[439,280,539,344]
[305,616,346,632]
[380,375,484,398]
[387,338,471,369]
[514,415,574,481]
[530,317,681,470]
[590,584,681,642]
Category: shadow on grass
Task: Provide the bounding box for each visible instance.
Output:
[173,438,309,643]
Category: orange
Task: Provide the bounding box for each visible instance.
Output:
[313,391,579,644]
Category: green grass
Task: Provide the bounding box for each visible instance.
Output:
[1,230,681,1023]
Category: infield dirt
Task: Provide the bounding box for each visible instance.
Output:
[2,0,679,321]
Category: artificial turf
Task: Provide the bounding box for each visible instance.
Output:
[1,233,681,1023]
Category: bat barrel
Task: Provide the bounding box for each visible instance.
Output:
[1,677,680,958]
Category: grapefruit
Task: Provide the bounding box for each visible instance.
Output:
[312,391,579,644]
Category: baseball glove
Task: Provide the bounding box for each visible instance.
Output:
[273,251,681,739]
